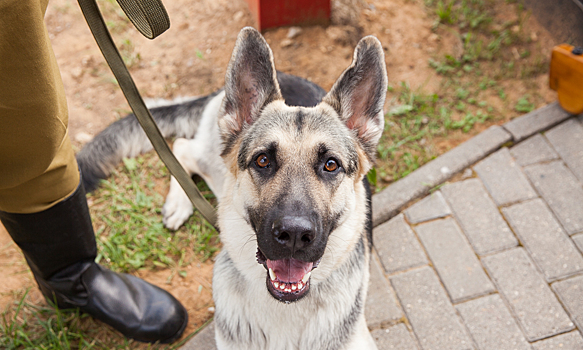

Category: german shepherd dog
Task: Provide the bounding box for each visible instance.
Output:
[78,27,387,349]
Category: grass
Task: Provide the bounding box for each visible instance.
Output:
[89,154,219,276]
[1,289,125,349]
[371,81,493,186]
[371,0,552,190]
[1,290,210,349]
[1,153,219,349]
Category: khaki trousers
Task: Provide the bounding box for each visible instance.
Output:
[0,0,79,213]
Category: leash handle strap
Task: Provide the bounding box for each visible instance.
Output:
[77,0,218,229]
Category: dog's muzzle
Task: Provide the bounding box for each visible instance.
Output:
[255,215,322,302]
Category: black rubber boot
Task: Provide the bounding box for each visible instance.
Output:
[0,182,188,343]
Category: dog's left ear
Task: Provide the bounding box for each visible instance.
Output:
[221,27,283,138]
[323,36,387,160]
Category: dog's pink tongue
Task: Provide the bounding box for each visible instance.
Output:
[266,258,313,283]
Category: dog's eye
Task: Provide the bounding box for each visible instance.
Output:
[324,158,338,172]
[255,154,270,168]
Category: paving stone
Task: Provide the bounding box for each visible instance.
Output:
[510,133,559,166]
[525,161,583,235]
[371,323,420,350]
[573,233,583,253]
[552,275,583,331]
[415,218,495,303]
[374,214,428,274]
[366,257,403,329]
[473,148,538,206]
[503,102,571,142]
[482,248,574,341]
[441,178,517,255]
[373,126,511,226]
[531,331,583,350]
[456,294,532,350]
[390,266,474,350]
[502,199,583,282]
[404,191,451,224]
[182,321,217,350]
[545,118,583,182]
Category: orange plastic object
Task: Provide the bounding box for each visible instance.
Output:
[549,44,583,115]
[244,0,330,31]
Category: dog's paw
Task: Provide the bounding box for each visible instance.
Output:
[162,188,194,230]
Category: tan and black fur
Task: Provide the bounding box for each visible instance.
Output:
[77,27,387,349]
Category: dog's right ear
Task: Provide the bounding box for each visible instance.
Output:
[221,27,283,139]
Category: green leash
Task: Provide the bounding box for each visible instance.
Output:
[77,0,218,230]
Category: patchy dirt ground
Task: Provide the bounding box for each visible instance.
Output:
[45,0,483,147]
[1,0,559,345]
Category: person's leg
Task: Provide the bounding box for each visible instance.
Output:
[0,0,78,213]
[0,0,187,343]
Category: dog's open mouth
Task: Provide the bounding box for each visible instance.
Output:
[256,249,319,302]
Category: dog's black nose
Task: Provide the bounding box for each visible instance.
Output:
[272,216,315,251]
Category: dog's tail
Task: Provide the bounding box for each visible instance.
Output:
[76,93,218,192]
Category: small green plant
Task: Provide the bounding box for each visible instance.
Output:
[436,0,455,24]
[120,39,141,68]
[487,29,511,56]
[515,94,535,113]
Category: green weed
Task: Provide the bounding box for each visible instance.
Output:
[515,94,535,112]
[119,39,142,69]
[436,0,455,24]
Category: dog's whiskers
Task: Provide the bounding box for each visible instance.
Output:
[238,234,258,259]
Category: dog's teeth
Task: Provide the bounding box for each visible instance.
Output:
[298,282,303,289]
[269,268,276,281]
[285,288,291,292]
[302,272,311,283]
[274,282,279,288]
[279,283,285,290]
[291,284,297,291]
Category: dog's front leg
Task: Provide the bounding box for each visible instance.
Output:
[162,138,197,230]
[162,129,227,230]
[163,177,194,230]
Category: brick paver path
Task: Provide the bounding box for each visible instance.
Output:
[369,116,583,349]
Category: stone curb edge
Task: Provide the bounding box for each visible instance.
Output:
[372,102,574,227]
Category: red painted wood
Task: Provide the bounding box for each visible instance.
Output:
[244,0,330,31]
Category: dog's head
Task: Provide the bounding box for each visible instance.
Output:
[218,27,387,303]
